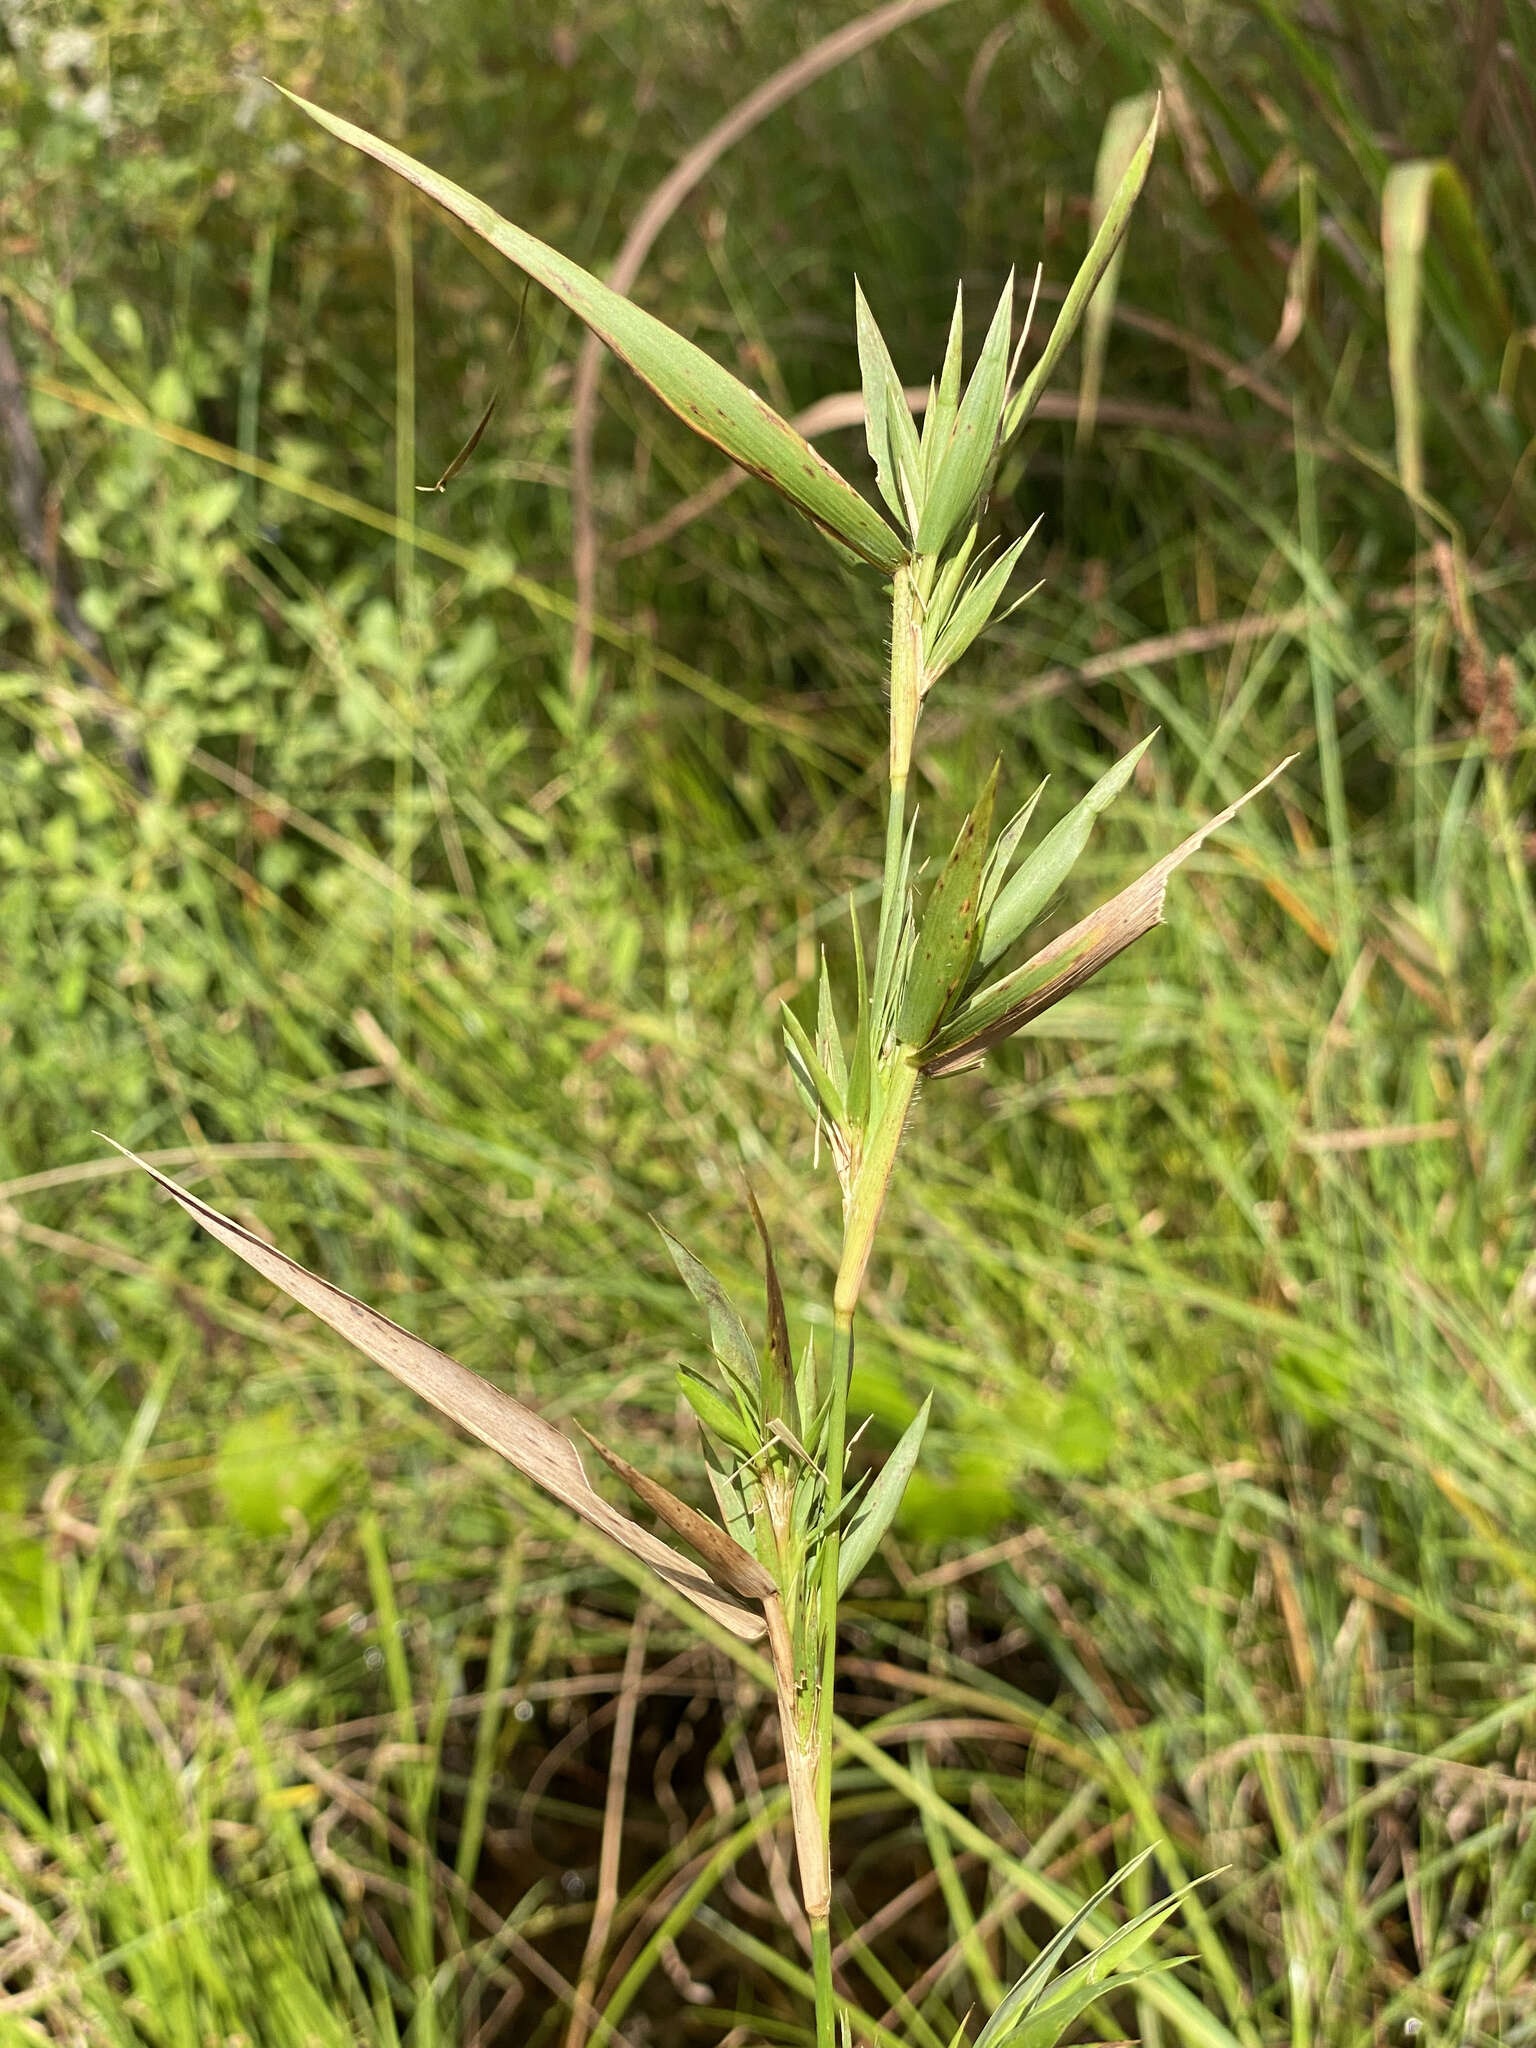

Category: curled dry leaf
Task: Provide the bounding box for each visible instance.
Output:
[102,1141,766,1642]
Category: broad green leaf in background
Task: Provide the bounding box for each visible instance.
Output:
[214,1407,347,1537]
[279,90,907,574]
[1076,91,1159,450]
[104,1143,766,1641]
[1382,156,1535,506]
[1003,98,1160,446]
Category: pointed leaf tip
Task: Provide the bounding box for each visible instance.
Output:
[744,1181,796,1429]
[1003,96,1160,448]
[276,87,906,574]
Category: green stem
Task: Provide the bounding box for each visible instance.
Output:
[801,562,925,2048]
[814,1305,855,1843]
[812,1913,836,2048]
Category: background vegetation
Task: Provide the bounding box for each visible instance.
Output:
[1,1,1532,2042]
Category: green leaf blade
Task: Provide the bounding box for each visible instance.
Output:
[924,757,1294,1075]
[855,280,922,532]
[1003,99,1160,447]
[979,733,1158,970]
[1075,92,1159,451]
[916,272,1015,555]
[655,1224,759,1394]
[897,763,999,1045]
[678,1366,759,1460]
[837,1394,932,1595]
[281,88,906,573]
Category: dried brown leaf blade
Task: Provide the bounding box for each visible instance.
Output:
[921,757,1295,1075]
[103,1141,766,1641]
[579,1431,775,1601]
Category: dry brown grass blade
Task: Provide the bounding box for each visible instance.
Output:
[579,1431,775,1601]
[568,0,962,694]
[101,1140,766,1641]
[922,756,1297,1075]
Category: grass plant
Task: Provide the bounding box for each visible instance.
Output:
[101,83,1274,2046]
[1,3,1532,2043]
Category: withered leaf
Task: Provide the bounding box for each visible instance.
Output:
[104,1142,765,1641]
[579,1431,775,1602]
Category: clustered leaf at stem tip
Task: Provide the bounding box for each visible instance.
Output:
[109,79,1296,2048]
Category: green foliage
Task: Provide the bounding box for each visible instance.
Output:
[2,2,1533,2043]
[213,1405,348,1537]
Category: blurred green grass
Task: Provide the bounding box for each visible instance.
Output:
[1,0,1533,2042]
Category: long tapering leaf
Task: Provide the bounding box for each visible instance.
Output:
[1075,92,1158,450]
[837,1394,931,1595]
[925,526,1040,681]
[280,88,906,574]
[744,1182,795,1427]
[656,1225,759,1394]
[871,812,918,1036]
[999,1961,1188,2048]
[678,1366,759,1460]
[782,1000,847,1135]
[975,1848,1157,2045]
[979,733,1158,970]
[916,271,1015,554]
[703,1442,755,1552]
[1003,99,1160,445]
[846,895,873,1128]
[923,758,1294,1074]
[979,780,1048,927]
[105,1142,765,1641]
[816,950,849,1101]
[855,280,923,531]
[921,284,966,491]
